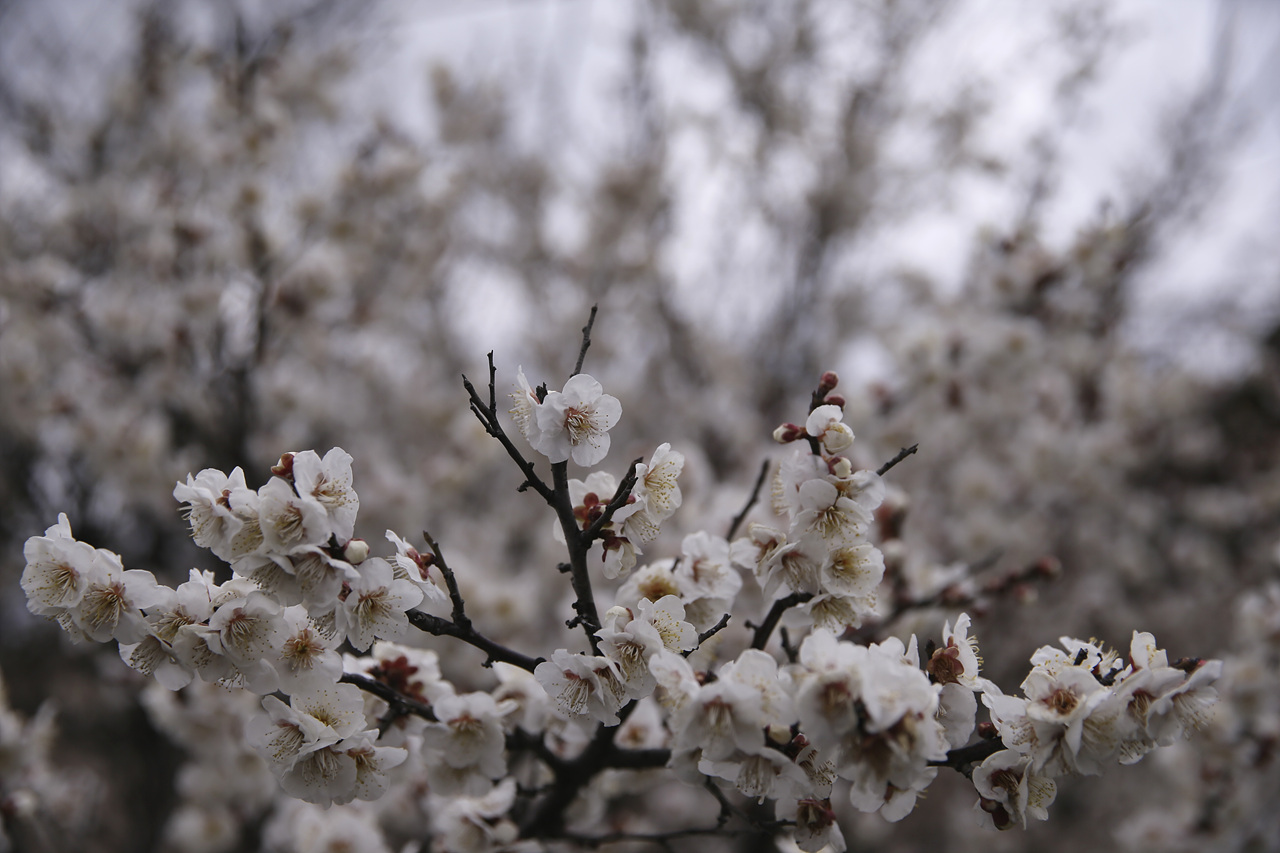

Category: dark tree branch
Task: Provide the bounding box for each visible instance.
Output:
[422,528,469,629]
[726,459,771,540]
[462,356,556,504]
[552,461,603,654]
[573,303,600,376]
[929,736,1008,777]
[686,613,732,656]
[876,443,918,477]
[750,592,814,650]
[406,609,544,672]
[579,457,643,546]
[340,672,437,723]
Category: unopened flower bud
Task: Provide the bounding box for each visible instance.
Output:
[772,423,804,443]
[271,452,296,480]
[343,538,370,564]
[818,371,839,394]
[823,393,846,409]
[831,457,853,479]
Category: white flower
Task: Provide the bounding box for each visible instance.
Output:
[335,557,424,651]
[21,514,99,615]
[632,445,691,525]
[972,749,1056,830]
[530,373,621,466]
[791,479,872,546]
[385,530,449,608]
[508,365,541,443]
[291,448,359,543]
[534,649,625,725]
[636,595,699,654]
[173,468,263,560]
[596,606,665,698]
[339,729,408,802]
[258,477,331,554]
[927,613,982,689]
[272,605,342,693]
[420,692,512,779]
[247,680,371,807]
[805,404,855,454]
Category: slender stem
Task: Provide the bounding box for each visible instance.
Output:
[573,304,599,376]
[340,672,436,722]
[580,457,643,546]
[726,459,771,540]
[406,609,544,672]
[552,462,603,652]
[876,443,919,477]
[422,529,469,629]
[462,370,556,504]
[750,592,814,650]
[686,613,731,656]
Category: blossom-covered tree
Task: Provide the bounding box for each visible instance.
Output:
[2,1,1278,851]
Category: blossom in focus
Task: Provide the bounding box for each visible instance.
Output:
[530,373,621,466]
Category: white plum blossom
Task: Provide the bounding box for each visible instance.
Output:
[805,404,855,454]
[335,557,424,651]
[972,749,1056,830]
[290,448,359,543]
[636,595,698,654]
[421,692,513,781]
[530,373,622,466]
[173,468,263,561]
[385,530,449,608]
[257,477,331,554]
[535,649,625,725]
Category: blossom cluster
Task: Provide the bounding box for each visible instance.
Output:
[16,361,1224,852]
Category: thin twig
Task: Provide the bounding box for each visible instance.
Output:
[340,672,437,723]
[422,529,468,628]
[406,609,544,672]
[462,370,556,503]
[580,457,643,545]
[686,613,731,656]
[726,459,771,540]
[750,592,814,650]
[552,461,603,653]
[928,736,1007,777]
[573,304,599,376]
[876,443,918,477]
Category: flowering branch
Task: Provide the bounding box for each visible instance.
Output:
[551,461,605,654]
[463,356,556,504]
[579,457,644,546]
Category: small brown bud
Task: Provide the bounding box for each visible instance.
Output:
[823,393,846,408]
[271,452,296,480]
[772,423,805,443]
[818,371,839,393]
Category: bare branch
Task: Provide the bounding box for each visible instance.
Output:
[406,609,544,672]
[750,592,814,650]
[573,304,600,376]
[876,443,918,477]
[421,528,468,628]
[726,459,771,540]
